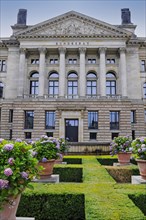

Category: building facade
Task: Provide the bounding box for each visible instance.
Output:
[0,9,146,145]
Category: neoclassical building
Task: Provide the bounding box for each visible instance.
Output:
[0,9,146,147]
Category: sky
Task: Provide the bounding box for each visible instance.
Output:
[0,0,146,37]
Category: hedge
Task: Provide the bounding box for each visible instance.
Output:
[129,194,146,216]
[63,157,82,164]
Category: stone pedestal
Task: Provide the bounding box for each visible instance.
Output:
[16,218,35,220]
[33,174,59,183]
[131,175,146,184]
[113,163,131,166]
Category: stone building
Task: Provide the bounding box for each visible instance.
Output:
[0,9,146,149]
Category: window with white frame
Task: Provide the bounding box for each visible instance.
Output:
[31,59,39,64]
[67,72,78,98]
[0,82,4,98]
[48,72,59,97]
[106,59,115,64]
[87,59,96,64]
[50,59,58,64]
[143,82,146,98]
[106,72,116,95]
[86,72,97,96]
[141,60,146,72]
[68,59,77,64]
[30,72,39,96]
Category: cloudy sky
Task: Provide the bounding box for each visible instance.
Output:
[0,0,146,37]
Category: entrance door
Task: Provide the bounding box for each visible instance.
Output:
[65,119,78,142]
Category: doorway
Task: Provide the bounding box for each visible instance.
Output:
[65,119,78,142]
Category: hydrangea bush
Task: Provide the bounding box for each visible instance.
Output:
[110,136,132,156]
[0,138,41,210]
[131,137,146,160]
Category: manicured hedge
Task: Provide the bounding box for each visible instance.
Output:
[63,157,82,164]
[17,193,85,220]
[53,166,83,182]
[97,157,118,165]
[129,194,146,216]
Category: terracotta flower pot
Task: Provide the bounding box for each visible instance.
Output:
[136,159,146,180]
[39,159,55,179]
[117,152,132,165]
[0,194,21,220]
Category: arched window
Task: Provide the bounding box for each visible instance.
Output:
[0,82,4,98]
[48,72,59,97]
[68,72,78,98]
[143,82,146,98]
[30,72,39,96]
[86,72,97,97]
[106,72,116,95]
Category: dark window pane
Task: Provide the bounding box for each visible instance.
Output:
[88,111,98,129]
[25,132,31,139]
[110,111,119,130]
[90,133,97,140]
[45,111,55,129]
[24,111,34,129]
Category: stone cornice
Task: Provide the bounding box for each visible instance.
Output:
[2,39,20,47]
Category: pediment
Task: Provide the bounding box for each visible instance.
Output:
[14,11,132,38]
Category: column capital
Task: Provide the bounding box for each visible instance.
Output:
[79,47,86,54]
[58,47,66,54]
[99,47,107,53]
[19,48,27,54]
[119,47,127,53]
[38,47,46,54]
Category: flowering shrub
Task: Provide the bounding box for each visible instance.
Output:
[110,136,132,156]
[0,138,40,210]
[58,137,69,154]
[32,135,61,162]
[131,137,146,160]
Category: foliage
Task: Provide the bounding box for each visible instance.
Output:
[110,136,132,156]
[129,194,146,216]
[131,137,146,160]
[63,157,82,164]
[58,137,69,154]
[0,138,41,210]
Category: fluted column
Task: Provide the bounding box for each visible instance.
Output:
[59,47,66,97]
[38,48,46,97]
[18,48,26,97]
[99,47,106,96]
[79,47,86,97]
[119,47,127,97]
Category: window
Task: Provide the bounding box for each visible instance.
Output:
[106,73,116,95]
[0,108,1,122]
[88,111,98,129]
[141,60,145,72]
[131,110,136,123]
[9,109,13,123]
[24,111,34,129]
[25,132,31,139]
[0,60,6,71]
[46,132,53,137]
[31,59,39,64]
[110,111,119,130]
[48,72,59,97]
[144,110,146,123]
[87,59,96,64]
[86,73,97,97]
[68,72,78,98]
[111,133,119,140]
[143,83,146,98]
[30,72,39,96]
[90,132,97,140]
[50,59,58,64]
[68,59,77,64]
[0,82,4,98]
[132,130,135,140]
[106,59,115,64]
[45,111,55,129]
[10,129,12,140]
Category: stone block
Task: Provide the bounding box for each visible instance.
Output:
[32,174,59,183]
[131,175,146,184]
[16,218,35,220]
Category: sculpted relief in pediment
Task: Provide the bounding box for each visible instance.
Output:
[32,19,113,36]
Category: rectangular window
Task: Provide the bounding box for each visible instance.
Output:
[31,59,39,64]
[87,59,96,64]
[111,133,119,140]
[131,110,136,123]
[144,110,146,123]
[25,132,31,139]
[141,60,145,72]
[87,81,97,96]
[68,59,77,64]
[132,130,135,140]
[45,111,55,129]
[0,60,6,71]
[0,108,1,122]
[90,132,97,140]
[106,59,115,64]
[46,132,53,137]
[88,111,98,129]
[24,111,34,129]
[9,109,13,123]
[10,129,12,140]
[110,111,119,130]
[50,59,58,64]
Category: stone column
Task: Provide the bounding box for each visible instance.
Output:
[119,47,127,97]
[38,48,46,97]
[59,47,66,97]
[99,47,106,97]
[18,48,26,97]
[79,47,86,97]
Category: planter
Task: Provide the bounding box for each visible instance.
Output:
[0,194,21,220]
[117,152,132,165]
[55,154,64,164]
[136,159,146,180]
[39,159,55,179]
